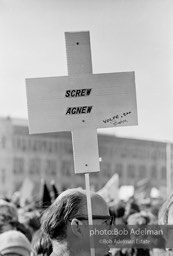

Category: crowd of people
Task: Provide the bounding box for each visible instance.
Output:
[0,184,172,256]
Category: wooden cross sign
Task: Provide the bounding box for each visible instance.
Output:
[26,31,138,174]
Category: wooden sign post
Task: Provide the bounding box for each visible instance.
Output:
[26,31,138,256]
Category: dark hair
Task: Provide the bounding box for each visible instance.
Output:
[32,229,53,256]
[130,202,140,214]
[16,222,32,242]
[41,189,86,241]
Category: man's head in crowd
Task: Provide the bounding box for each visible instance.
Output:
[0,199,18,234]
[0,199,33,241]
[41,188,111,256]
[0,230,32,256]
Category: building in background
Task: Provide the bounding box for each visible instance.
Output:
[0,117,172,198]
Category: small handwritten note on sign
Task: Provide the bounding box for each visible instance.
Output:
[26,31,138,173]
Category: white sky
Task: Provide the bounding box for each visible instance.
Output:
[0,0,173,142]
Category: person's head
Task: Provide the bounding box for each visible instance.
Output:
[0,230,32,256]
[124,200,140,219]
[0,200,18,234]
[109,203,125,219]
[41,188,111,256]
[18,211,40,239]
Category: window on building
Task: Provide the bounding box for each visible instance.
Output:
[12,138,17,149]
[1,169,6,183]
[132,150,138,159]
[99,145,107,156]
[138,165,146,179]
[61,160,73,176]
[13,157,24,175]
[32,140,40,152]
[20,138,25,151]
[14,181,23,191]
[63,142,73,154]
[29,158,41,176]
[0,136,6,149]
[45,159,57,176]
[41,141,48,153]
[151,166,157,179]
[54,142,59,153]
[14,137,28,152]
[16,138,21,150]
[161,167,166,180]
[0,169,6,184]
[115,163,123,178]
[31,140,42,152]
[48,141,53,153]
[127,164,135,179]
[101,162,111,178]
[120,148,128,158]
[151,150,157,160]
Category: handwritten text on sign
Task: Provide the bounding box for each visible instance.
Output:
[103,111,131,126]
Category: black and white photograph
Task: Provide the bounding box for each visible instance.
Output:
[0,1,173,255]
